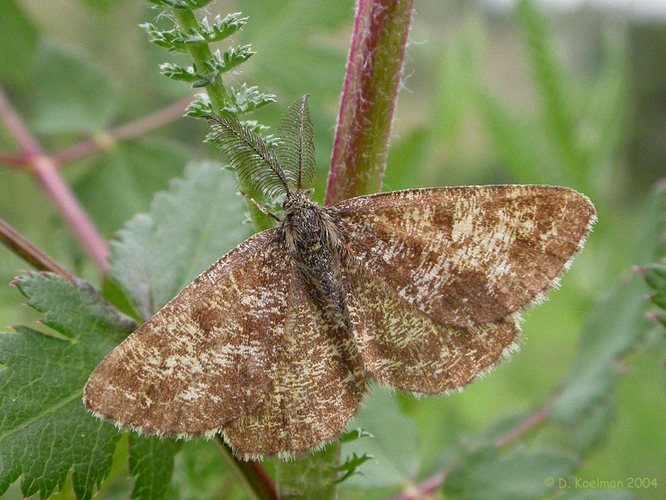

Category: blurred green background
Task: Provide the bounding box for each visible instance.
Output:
[1,0,664,498]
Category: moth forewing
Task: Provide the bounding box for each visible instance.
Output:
[333,185,596,328]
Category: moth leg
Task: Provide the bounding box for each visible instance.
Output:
[238,188,282,222]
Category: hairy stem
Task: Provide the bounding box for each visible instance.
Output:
[215,437,278,500]
[0,217,74,280]
[171,9,272,231]
[325,0,414,206]
[0,88,109,272]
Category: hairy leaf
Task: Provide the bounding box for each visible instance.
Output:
[0,273,135,499]
[186,85,276,118]
[109,161,251,319]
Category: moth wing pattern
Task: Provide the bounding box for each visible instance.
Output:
[83,229,290,438]
[343,260,519,394]
[333,185,596,328]
[222,267,366,459]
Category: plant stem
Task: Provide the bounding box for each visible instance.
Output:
[171,8,272,231]
[0,152,25,167]
[0,87,109,272]
[53,97,192,166]
[493,399,553,448]
[325,0,414,206]
[0,217,74,280]
[214,437,278,500]
[395,399,555,498]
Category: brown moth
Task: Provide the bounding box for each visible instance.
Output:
[83,96,596,460]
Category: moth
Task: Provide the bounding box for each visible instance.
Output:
[84,96,596,460]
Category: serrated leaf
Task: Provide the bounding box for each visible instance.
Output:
[129,435,182,500]
[341,386,419,489]
[0,0,38,86]
[552,183,666,423]
[0,272,136,499]
[109,161,251,319]
[185,85,276,118]
[74,138,189,235]
[159,62,200,82]
[32,44,118,135]
[206,45,255,76]
[339,428,373,443]
[333,452,374,484]
[443,446,578,500]
[194,13,248,43]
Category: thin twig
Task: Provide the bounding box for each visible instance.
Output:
[494,399,553,448]
[0,217,74,280]
[214,436,278,500]
[53,96,192,165]
[393,470,448,500]
[0,87,109,272]
[395,399,554,498]
[0,152,26,167]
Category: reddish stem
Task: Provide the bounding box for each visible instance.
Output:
[0,87,109,272]
[53,97,191,166]
[0,152,26,167]
[493,400,553,448]
[325,0,414,206]
[0,217,74,280]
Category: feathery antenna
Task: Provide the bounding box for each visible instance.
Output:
[207,115,292,200]
[276,95,315,191]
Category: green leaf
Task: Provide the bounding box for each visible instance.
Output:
[551,183,666,423]
[0,272,135,499]
[442,446,578,500]
[333,452,374,484]
[74,138,189,235]
[0,0,38,86]
[186,85,276,118]
[109,161,251,319]
[32,44,118,135]
[129,435,182,500]
[159,62,200,82]
[194,45,254,87]
[342,386,419,489]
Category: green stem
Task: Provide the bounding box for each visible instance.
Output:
[171,8,273,231]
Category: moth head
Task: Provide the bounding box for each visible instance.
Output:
[283,189,316,216]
